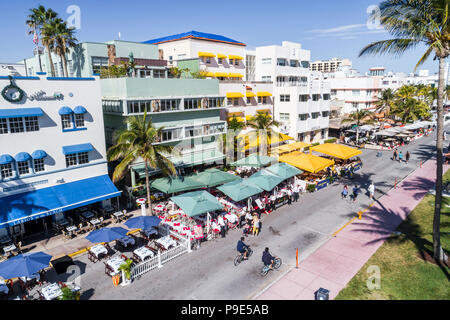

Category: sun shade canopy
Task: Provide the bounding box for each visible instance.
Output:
[226,92,244,98]
[150,176,204,194]
[170,190,224,217]
[198,52,216,57]
[193,168,240,187]
[217,180,263,202]
[230,154,275,168]
[275,142,311,154]
[247,169,284,191]
[265,162,303,179]
[310,143,362,160]
[279,152,334,173]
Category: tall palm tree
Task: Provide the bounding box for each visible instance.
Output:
[391,96,431,123]
[341,109,376,145]
[374,88,396,129]
[246,112,280,130]
[360,0,449,262]
[107,111,177,215]
[26,6,58,76]
[53,19,78,77]
[227,116,246,132]
[41,20,58,77]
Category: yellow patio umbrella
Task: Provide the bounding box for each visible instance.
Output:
[279,152,334,173]
[310,143,362,160]
[275,141,311,154]
[244,131,294,150]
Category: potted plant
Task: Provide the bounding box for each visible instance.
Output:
[306,184,316,193]
[118,259,133,286]
[58,286,80,300]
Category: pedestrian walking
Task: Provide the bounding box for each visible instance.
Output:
[368,182,375,200]
[341,185,348,199]
[393,149,398,161]
[352,185,359,202]
[218,215,226,238]
[293,184,299,202]
[252,214,259,236]
[287,188,292,205]
[398,151,403,162]
[405,151,410,164]
[270,193,276,212]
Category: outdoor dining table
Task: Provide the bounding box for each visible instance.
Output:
[112,211,124,221]
[155,236,177,250]
[154,204,165,212]
[89,219,101,229]
[66,225,77,233]
[133,246,154,262]
[106,256,125,275]
[89,244,108,261]
[117,236,135,248]
[3,244,16,255]
[40,283,62,300]
[142,228,158,238]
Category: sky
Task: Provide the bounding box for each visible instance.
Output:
[0,0,442,75]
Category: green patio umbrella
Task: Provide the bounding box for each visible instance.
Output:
[247,169,284,191]
[230,154,275,168]
[266,162,303,180]
[150,176,204,194]
[217,180,264,202]
[170,190,224,217]
[193,168,241,187]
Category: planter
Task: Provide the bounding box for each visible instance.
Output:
[120,270,131,286]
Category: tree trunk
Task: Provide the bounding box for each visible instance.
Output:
[45,44,56,77]
[62,46,69,77]
[144,161,154,216]
[433,57,446,263]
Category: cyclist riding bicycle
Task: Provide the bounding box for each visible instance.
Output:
[262,247,275,269]
[236,237,249,260]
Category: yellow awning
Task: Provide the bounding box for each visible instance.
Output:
[217,54,227,59]
[257,92,272,97]
[241,131,294,150]
[310,143,362,160]
[279,152,334,173]
[205,72,215,77]
[198,52,216,57]
[226,92,244,98]
[275,142,311,154]
[215,72,228,77]
[246,91,256,97]
[229,55,244,60]
[228,73,244,78]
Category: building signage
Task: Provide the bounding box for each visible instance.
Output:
[28,90,64,101]
[2,179,48,192]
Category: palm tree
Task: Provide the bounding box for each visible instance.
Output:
[246,112,280,130]
[107,110,177,215]
[360,0,449,262]
[53,19,78,77]
[227,116,246,132]
[374,88,396,129]
[391,97,431,123]
[26,6,58,76]
[341,109,376,145]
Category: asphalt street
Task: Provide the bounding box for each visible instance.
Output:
[75,128,442,300]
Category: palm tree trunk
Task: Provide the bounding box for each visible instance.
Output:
[45,44,56,77]
[433,56,446,263]
[62,46,69,77]
[144,161,154,216]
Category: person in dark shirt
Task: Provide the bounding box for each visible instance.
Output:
[262,247,274,269]
[236,237,249,259]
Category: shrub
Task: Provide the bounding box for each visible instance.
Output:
[324,138,337,144]
[306,184,316,192]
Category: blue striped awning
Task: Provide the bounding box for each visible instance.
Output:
[0,175,121,227]
[31,150,47,160]
[62,143,94,155]
[0,108,43,118]
[73,106,87,114]
[15,152,31,162]
[58,106,73,115]
[0,154,14,165]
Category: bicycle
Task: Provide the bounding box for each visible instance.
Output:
[260,256,282,276]
[234,247,253,266]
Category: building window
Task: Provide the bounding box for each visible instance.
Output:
[298,133,305,141]
[290,60,298,67]
[204,123,225,135]
[184,98,202,110]
[261,76,271,82]
[277,58,287,66]
[24,116,39,132]
[127,101,140,114]
[9,117,24,133]
[91,56,108,74]
[61,114,72,129]
[301,61,310,68]
[311,112,320,119]
[0,163,13,179]
[33,158,45,172]
[234,59,239,66]
[352,90,360,96]
[323,94,330,100]
[185,126,203,137]
[322,111,329,117]
[205,57,211,64]
[17,161,29,175]
[261,58,272,65]
[229,59,234,65]
[299,95,309,102]
[298,114,308,121]
[160,99,180,111]
[312,94,321,101]
[207,97,223,108]
[280,94,290,102]
[153,69,165,78]
[65,154,78,167]
[279,113,290,121]
[78,152,89,165]
[258,96,268,104]
[246,97,252,104]
[352,102,359,109]
[75,114,85,127]
[321,129,326,139]
[0,118,8,134]
[218,58,223,64]
[161,128,182,141]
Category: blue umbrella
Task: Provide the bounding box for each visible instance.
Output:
[124,216,161,230]
[85,227,129,243]
[0,252,52,279]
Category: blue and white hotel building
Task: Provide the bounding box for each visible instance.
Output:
[0,73,120,239]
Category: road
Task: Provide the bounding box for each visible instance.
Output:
[73,129,442,300]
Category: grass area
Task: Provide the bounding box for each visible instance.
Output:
[335,170,450,300]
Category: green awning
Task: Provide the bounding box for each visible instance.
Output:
[170,190,224,217]
[217,180,263,202]
[265,162,303,180]
[150,176,204,194]
[193,168,241,188]
[230,154,275,168]
[246,169,284,191]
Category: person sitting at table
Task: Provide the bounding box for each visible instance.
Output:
[226,212,238,227]
[245,211,253,226]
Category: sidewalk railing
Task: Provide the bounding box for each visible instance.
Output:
[130,231,190,281]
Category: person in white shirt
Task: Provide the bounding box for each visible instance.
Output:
[270,194,277,211]
[245,211,253,225]
[287,188,293,205]
[368,182,375,200]
[226,212,238,225]
[217,215,226,238]
[293,184,299,202]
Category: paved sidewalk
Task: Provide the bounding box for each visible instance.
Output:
[256,159,448,300]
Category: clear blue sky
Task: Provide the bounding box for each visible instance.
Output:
[0,0,441,74]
